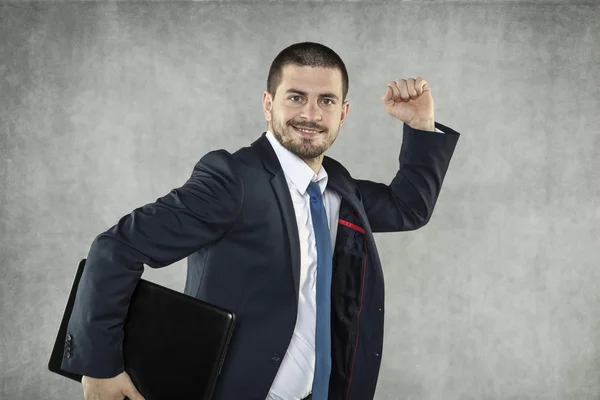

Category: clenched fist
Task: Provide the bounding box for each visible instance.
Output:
[382,77,434,130]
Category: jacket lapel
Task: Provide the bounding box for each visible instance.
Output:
[250,133,372,305]
[322,156,371,232]
[251,133,302,304]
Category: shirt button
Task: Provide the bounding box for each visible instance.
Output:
[271,353,281,363]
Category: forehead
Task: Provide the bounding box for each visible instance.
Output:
[280,64,342,94]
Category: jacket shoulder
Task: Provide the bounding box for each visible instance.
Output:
[232,143,265,169]
[323,155,354,181]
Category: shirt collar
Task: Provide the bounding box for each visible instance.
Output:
[265,130,328,195]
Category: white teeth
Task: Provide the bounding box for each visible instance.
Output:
[295,126,318,133]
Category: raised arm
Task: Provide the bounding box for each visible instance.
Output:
[357,122,459,233]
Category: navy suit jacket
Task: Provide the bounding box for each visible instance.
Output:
[61,121,460,400]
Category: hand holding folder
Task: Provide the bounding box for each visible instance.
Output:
[82,370,145,400]
[48,259,236,400]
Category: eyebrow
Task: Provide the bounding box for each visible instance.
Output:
[284,88,339,101]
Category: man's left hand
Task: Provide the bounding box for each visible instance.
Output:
[382,77,434,130]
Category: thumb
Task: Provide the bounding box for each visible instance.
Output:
[123,384,145,400]
[381,85,393,102]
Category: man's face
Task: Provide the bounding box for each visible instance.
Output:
[262,65,349,161]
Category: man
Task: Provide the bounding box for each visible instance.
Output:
[61,42,460,400]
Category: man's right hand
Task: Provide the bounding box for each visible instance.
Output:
[82,370,145,400]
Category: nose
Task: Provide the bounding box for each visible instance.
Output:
[300,100,323,122]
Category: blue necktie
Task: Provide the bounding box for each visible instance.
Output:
[307,181,332,400]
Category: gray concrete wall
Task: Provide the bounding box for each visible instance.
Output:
[1,1,599,399]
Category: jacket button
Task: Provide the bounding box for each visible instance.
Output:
[66,334,72,341]
[271,353,281,363]
[64,351,71,358]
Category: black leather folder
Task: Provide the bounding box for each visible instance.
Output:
[48,258,235,400]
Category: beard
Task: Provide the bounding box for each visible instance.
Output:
[270,113,337,160]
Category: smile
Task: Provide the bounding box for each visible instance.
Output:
[293,126,322,135]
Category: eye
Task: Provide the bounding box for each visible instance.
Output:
[289,96,334,105]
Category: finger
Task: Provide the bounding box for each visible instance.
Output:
[387,81,400,102]
[406,78,418,99]
[124,386,145,400]
[395,79,410,102]
[414,77,426,95]
[419,77,430,94]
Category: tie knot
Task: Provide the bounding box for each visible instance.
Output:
[307,181,321,200]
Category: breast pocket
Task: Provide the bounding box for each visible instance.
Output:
[338,219,366,257]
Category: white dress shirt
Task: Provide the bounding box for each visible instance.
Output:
[265,129,341,400]
[264,125,444,399]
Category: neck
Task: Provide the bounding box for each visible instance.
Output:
[303,155,324,175]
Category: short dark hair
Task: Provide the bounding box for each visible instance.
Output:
[267,42,349,103]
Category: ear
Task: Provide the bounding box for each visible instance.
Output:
[339,100,350,126]
[262,91,273,122]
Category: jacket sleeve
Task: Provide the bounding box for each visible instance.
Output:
[356,121,460,233]
[60,149,244,378]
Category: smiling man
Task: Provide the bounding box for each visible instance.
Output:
[265,65,346,173]
[62,42,461,400]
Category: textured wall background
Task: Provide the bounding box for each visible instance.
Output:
[1,1,599,399]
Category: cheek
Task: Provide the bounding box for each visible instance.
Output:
[277,106,296,122]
